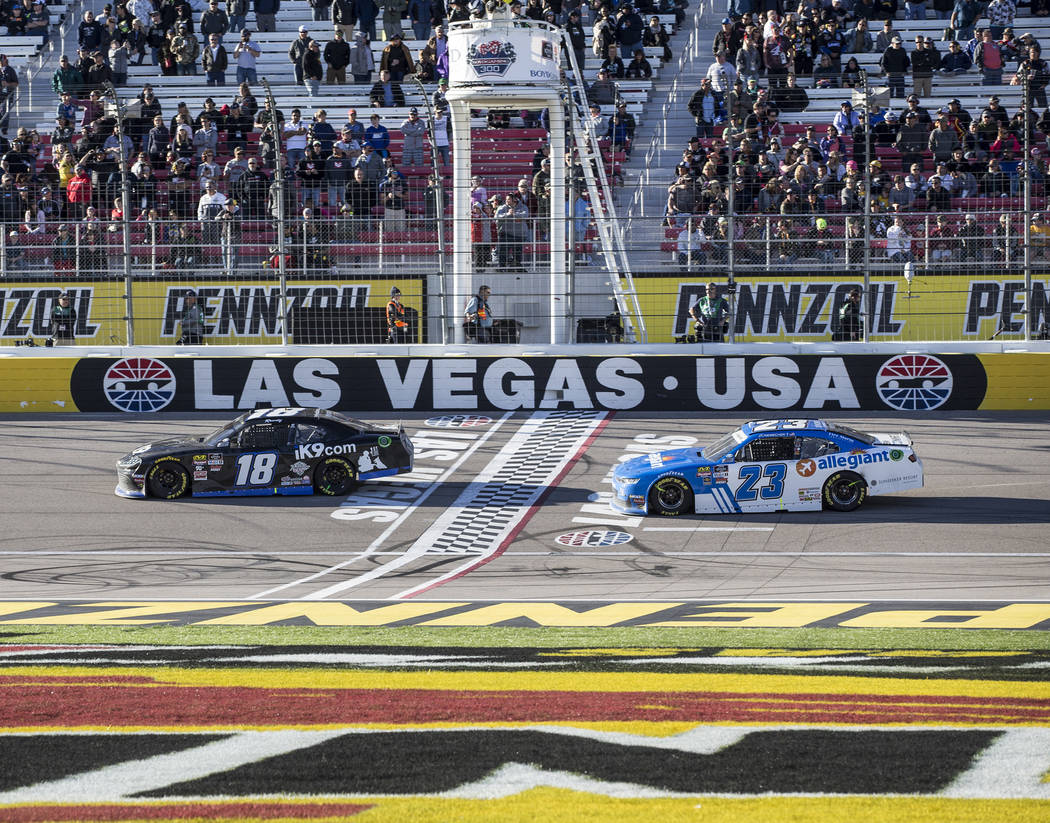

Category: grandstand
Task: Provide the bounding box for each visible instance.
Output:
[0,1,1047,345]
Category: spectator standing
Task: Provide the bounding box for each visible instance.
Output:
[381,33,415,82]
[912,36,939,97]
[985,0,1015,39]
[408,0,433,41]
[217,198,242,273]
[977,30,1005,84]
[197,179,227,247]
[289,25,312,84]
[383,0,407,41]
[254,0,280,33]
[233,29,261,84]
[707,50,737,94]
[929,117,960,162]
[886,215,912,263]
[303,39,324,96]
[297,141,326,205]
[615,4,644,59]
[78,11,103,53]
[400,107,425,166]
[228,0,249,33]
[763,23,792,88]
[1014,46,1050,109]
[283,108,310,169]
[897,110,930,170]
[67,164,92,219]
[880,35,910,99]
[325,143,352,206]
[146,12,167,67]
[566,10,586,70]
[433,107,450,165]
[356,0,379,41]
[202,33,229,86]
[52,56,83,95]
[495,193,529,270]
[332,0,356,39]
[833,289,862,341]
[350,32,374,84]
[324,29,350,84]
[311,0,333,23]
[200,1,229,42]
[735,33,762,86]
[950,0,982,44]
[171,25,199,75]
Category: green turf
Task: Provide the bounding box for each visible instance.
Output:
[2,625,1048,650]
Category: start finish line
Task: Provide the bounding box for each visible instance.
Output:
[0,601,1048,629]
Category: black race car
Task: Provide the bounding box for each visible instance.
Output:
[115,407,414,499]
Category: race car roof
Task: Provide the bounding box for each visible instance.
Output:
[740,419,829,436]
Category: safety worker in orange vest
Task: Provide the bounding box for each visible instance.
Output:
[386,286,409,343]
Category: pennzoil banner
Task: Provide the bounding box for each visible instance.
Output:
[0,277,426,345]
[627,275,1050,343]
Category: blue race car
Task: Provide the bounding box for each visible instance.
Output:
[611,418,923,516]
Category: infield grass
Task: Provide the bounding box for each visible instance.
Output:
[2,625,1048,650]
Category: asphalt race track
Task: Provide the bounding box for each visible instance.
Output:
[1,410,1049,602]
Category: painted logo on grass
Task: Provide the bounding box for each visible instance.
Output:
[876,354,953,411]
[555,530,633,548]
[103,358,176,412]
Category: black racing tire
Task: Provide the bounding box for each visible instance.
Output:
[822,470,867,512]
[648,475,693,516]
[314,457,357,496]
[145,460,190,499]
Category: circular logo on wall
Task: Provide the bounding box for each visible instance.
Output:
[875,354,953,411]
[425,415,493,428]
[555,530,634,548]
[103,358,176,412]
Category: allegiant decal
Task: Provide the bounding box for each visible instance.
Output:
[69,355,989,412]
[1,288,100,339]
[159,285,370,337]
[815,451,890,470]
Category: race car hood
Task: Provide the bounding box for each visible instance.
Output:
[617,447,706,475]
[121,436,204,461]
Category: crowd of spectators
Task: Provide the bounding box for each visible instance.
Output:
[0,0,674,275]
[672,3,1050,272]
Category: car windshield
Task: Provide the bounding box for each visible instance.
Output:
[701,429,747,460]
[826,422,877,445]
[203,412,250,446]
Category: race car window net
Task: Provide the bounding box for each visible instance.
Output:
[702,429,747,461]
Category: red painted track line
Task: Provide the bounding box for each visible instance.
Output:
[401,412,615,599]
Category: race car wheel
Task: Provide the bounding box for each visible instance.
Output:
[823,471,867,512]
[145,461,189,499]
[648,475,692,516]
[314,457,357,496]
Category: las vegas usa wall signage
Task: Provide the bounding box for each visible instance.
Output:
[70,353,987,413]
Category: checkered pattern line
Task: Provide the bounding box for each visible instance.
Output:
[427,411,605,554]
